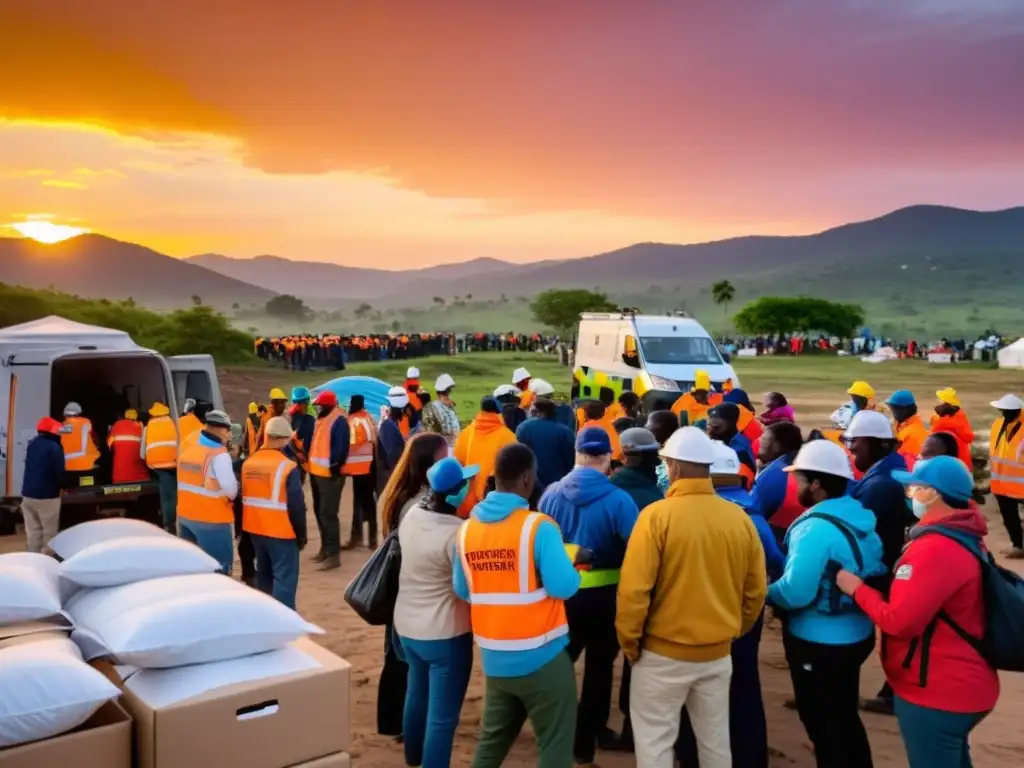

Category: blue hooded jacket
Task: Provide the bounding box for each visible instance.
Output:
[767,496,886,645]
[515,417,575,490]
[716,485,785,582]
[538,467,639,571]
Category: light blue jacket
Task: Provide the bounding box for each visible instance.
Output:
[767,496,885,645]
[452,491,580,678]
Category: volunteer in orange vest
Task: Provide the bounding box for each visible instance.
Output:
[452,443,582,766]
[142,401,179,532]
[405,367,424,413]
[107,408,149,484]
[241,416,307,609]
[60,401,100,476]
[307,390,350,571]
[241,402,262,459]
[723,389,764,453]
[260,388,289,446]
[454,396,518,517]
[176,409,238,573]
[342,394,379,550]
[512,367,535,409]
[670,370,720,428]
[989,393,1024,558]
[886,390,929,469]
[930,388,975,467]
[178,398,203,448]
[580,400,623,464]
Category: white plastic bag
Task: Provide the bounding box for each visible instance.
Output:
[0,634,120,748]
[59,535,221,588]
[49,518,170,560]
[0,552,63,625]
[66,573,323,668]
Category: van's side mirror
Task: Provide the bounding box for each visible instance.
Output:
[622,335,641,368]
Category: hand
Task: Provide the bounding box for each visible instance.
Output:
[836,569,863,596]
[297,536,308,552]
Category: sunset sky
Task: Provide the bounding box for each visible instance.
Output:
[1,1,1022,268]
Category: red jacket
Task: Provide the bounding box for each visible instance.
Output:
[854,505,998,714]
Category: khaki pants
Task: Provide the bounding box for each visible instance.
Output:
[21,497,61,553]
[630,651,732,768]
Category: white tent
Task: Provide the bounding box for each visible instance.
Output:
[0,316,138,351]
[999,338,1024,370]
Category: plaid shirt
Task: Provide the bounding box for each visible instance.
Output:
[421,400,461,443]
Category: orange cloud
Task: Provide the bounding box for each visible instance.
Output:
[42,179,88,190]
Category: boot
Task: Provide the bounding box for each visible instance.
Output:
[367,535,379,550]
[341,537,363,551]
[318,554,341,571]
[309,550,327,563]
[860,696,895,716]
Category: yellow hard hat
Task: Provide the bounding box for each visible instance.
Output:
[847,381,875,399]
[125,408,138,420]
[269,388,288,401]
[248,402,260,414]
[149,402,170,417]
[693,370,711,391]
[936,388,960,407]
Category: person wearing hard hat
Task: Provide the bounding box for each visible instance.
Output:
[421,373,461,449]
[288,387,315,473]
[308,391,350,571]
[515,395,575,492]
[107,408,149,485]
[512,367,534,409]
[886,390,929,470]
[767,439,885,766]
[142,402,179,532]
[751,421,807,547]
[19,416,65,553]
[241,415,307,609]
[377,387,413,496]
[177,409,239,573]
[241,403,262,460]
[669,370,722,429]
[178,398,203,448]
[342,394,379,550]
[260,387,289,446]
[835,455,997,768]
[538,426,640,764]
[405,367,424,412]
[60,401,100,478]
[931,388,975,468]
[453,396,516,516]
[989,393,1024,558]
[530,378,576,432]
[493,384,527,433]
[831,380,877,430]
[617,427,765,768]
[706,403,756,490]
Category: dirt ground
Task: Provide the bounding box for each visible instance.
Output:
[5,359,1023,767]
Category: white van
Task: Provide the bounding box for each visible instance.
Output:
[0,316,223,530]
[572,311,739,410]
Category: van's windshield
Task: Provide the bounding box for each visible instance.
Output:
[640,336,722,365]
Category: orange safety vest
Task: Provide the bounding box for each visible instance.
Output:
[343,412,376,476]
[241,449,298,539]
[107,419,150,484]
[990,417,1024,500]
[177,440,234,524]
[671,393,712,427]
[309,408,346,478]
[178,412,203,448]
[457,508,569,652]
[244,418,260,456]
[520,390,536,410]
[61,416,101,472]
[144,415,179,469]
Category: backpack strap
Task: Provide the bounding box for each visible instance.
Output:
[792,512,864,571]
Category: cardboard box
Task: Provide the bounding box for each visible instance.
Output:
[112,638,351,768]
[289,752,350,767]
[0,699,131,768]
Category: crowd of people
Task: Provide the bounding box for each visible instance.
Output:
[724,332,1012,362]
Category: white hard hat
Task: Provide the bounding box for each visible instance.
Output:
[512,367,531,385]
[205,409,232,429]
[660,427,716,464]
[388,385,410,409]
[709,440,741,475]
[264,416,293,439]
[63,401,82,417]
[493,384,520,399]
[406,367,420,379]
[529,378,555,396]
[786,440,854,480]
[435,373,456,392]
[845,410,894,440]
[991,394,1024,410]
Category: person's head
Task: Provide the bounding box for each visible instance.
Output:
[584,401,606,422]
[405,366,420,388]
[848,379,875,412]
[934,387,961,418]
[886,389,917,425]
[424,457,479,515]
[894,455,974,515]
[618,391,641,417]
[512,367,531,391]
[786,440,853,507]
[845,410,897,473]
[992,394,1024,423]
[575,426,613,474]
[493,384,520,405]
[379,432,448,533]
[723,388,753,412]
[313,391,338,418]
[706,403,740,442]
[63,401,82,418]
[290,386,311,406]
[758,421,804,465]
[124,408,139,421]
[692,371,711,400]
[203,409,232,444]
[645,410,679,446]
[612,416,636,434]
[36,416,62,437]
[263,416,293,450]
[480,396,501,415]
[620,427,661,472]
[435,374,456,403]
[531,397,557,420]
[183,397,196,415]
[660,426,716,483]
[921,432,960,461]
[349,394,365,414]
[763,391,788,411]
[598,387,616,408]
[269,388,288,416]
[494,443,536,499]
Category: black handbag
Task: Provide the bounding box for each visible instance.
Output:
[344,531,402,625]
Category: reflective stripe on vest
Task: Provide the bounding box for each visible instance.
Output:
[242,449,297,539]
[145,416,179,469]
[991,418,1024,499]
[61,417,100,471]
[343,414,375,476]
[309,409,345,477]
[458,509,569,652]
[563,543,619,589]
[177,442,233,524]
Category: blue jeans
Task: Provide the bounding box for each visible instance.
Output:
[179,519,234,575]
[252,534,299,609]
[154,470,178,532]
[894,696,989,768]
[400,633,473,768]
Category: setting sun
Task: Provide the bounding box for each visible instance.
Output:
[7,220,89,244]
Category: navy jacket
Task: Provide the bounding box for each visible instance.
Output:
[610,465,664,512]
[281,444,308,541]
[849,451,909,579]
[21,432,65,499]
[290,411,315,459]
[377,419,405,474]
[515,416,575,490]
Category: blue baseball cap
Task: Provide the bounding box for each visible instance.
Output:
[427,458,479,493]
[576,426,612,456]
[892,455,973,502]
[887,389,916,407]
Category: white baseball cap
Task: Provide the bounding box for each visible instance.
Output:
[660,427,716,464]
[388,385,410,408]
[264,416,293,439]
[406,367,420,379]
[493,384,520,399]
[512,367,531,384]
[709,441,741,475]
[529,378,555,396]
[785,440,854,480]
[991,394,1024,410]
[845,410,894,440]
[435,373,456,392]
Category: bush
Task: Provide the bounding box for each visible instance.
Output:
[0,283,252,363]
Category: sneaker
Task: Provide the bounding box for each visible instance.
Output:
[860,696,895,716]
[318,554,341,571]
[340,538,362,551]
[597,727,627,752]
[783,697,798,710]
[1002,547,1024,560]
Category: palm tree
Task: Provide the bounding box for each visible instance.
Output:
[711,280,735,315]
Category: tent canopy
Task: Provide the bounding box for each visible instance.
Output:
[998,338,1024,369]
[0,316,137,350]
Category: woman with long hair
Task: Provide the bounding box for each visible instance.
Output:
[376,433,449,739]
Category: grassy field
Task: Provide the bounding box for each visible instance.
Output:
[219,352,1018,430]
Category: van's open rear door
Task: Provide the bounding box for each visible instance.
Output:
[3,348,54,499]
[167,355,223,413]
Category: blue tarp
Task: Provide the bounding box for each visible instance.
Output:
[311,375,393,418]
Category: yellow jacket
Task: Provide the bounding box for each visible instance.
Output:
[616,478,766,663]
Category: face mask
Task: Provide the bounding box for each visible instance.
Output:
[910,487,939,519]
[446,484,470,509]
